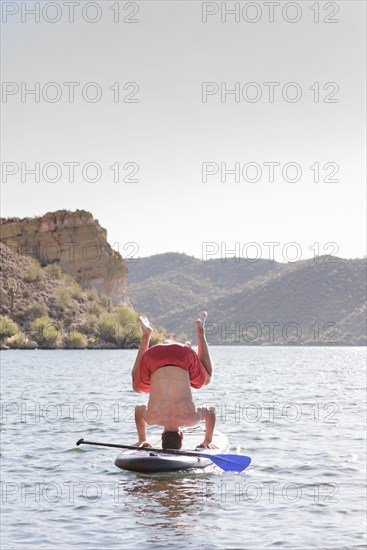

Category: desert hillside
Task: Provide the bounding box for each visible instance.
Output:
[0,242,167,349]
[128,253,367,345]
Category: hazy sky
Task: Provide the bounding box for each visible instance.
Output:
[1,0,366,262]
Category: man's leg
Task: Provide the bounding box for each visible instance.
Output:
[195,311,213,382]
[131,316,152,386]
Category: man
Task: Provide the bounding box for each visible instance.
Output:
[131,311,217,450]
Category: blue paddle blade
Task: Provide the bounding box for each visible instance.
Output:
[200,453,251,472]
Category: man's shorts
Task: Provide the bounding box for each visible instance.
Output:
[133,343,208,393]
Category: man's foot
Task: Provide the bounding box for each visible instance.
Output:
[195,311,208,335]
[138,316,153,338]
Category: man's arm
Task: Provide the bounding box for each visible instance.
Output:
[133,404,151,447]
[195,406,217,449]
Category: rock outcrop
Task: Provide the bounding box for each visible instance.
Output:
[0,210,129,306]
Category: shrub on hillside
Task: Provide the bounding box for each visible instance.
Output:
[65,331,87,349]
[114,305,137,326]
[79,314,98,336]
[6,330,28,348]
[54,288,72,309]
[62,273,77,286]
[97,313,118,342]
[70,282,83,301]
[31,316,59,347]
[44,264,63,279]
[24,262,43,283]
[88,301,102,316]
[0,315,19,342]
[115,322,138,347]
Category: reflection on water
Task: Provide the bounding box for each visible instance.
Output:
[116,473,221,537]
[118,475,205,515]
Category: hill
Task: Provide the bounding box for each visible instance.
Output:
[0,243,168,349]
[128,253,367,345]
[128,252,281,320]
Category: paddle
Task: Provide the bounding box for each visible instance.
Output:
[76,438,251,472]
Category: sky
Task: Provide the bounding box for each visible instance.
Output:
[1,0,366,262]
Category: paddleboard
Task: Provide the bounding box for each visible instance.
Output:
[114,426,229,473]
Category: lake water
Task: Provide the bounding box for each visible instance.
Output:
[1,347,366,550]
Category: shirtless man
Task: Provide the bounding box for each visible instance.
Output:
[131,311,216,450]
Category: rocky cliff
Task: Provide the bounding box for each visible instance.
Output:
[0,210,129,306]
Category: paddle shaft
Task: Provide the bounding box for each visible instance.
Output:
[77,438,217,458]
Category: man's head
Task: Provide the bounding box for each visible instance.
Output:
[161,430,183,450]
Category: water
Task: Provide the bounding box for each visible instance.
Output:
[1,347,366,550]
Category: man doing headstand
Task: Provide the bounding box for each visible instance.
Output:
[131,311,216,450]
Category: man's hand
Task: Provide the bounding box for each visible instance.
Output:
[196,441,218,450]
[132,440,152,448]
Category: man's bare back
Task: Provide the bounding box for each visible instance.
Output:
[143,366,200,428]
